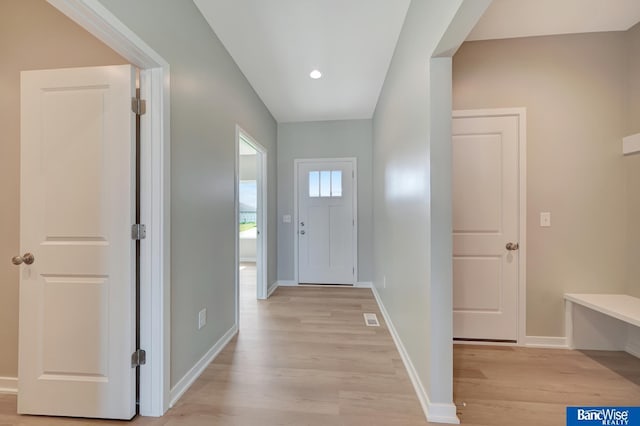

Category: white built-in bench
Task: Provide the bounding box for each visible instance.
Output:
[564,294,640,358]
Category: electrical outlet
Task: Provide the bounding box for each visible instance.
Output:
[198,308,207,330]
[540,212,551,227]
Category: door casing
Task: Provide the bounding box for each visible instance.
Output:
[48,0,171,416]
[452,108,527,345]
[293,157,358,285]
[235,126,268,313]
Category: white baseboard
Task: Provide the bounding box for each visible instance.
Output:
[355,281,372,288]
[370,287,459,424]
[524,336,569,349]
[626,326,640,358]
[267,282,279,297]
[169,324,238,407]
[239,257,256,263]
[0,377,17,395]
[276,280,298,287]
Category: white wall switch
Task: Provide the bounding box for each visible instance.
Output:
[283,214,291,223]
[540,212,551,227]
[198,308,207,329]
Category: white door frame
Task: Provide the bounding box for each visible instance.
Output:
[452,108,527,344]
[293,157,358,285]
[235,126,268,313]
[48,0,171,416]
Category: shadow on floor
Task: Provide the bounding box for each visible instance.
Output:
[579,349,640,387]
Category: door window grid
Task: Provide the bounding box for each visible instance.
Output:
[309,170,342,198]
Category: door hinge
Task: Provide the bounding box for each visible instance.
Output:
[131,97,147,115]
[132,224,146,240]
[131,349,146,368]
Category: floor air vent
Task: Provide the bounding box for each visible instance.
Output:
[363,313,380,327]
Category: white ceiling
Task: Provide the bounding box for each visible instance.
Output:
[194,0,640,124]
[468,0,640,41]
[193,0,410,123]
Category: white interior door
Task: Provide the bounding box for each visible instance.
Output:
[298,160,356,285]
[18,65,137,419]
[452,113,520,341]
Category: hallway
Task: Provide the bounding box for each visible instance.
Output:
[1,269,639,425]
[0,265,429,425]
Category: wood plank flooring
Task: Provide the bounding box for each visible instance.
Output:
[454,344,640,426]
[0,263,639,425]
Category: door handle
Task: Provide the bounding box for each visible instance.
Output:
[505,242,519,251]
[12,252,35,265]
[300,230,306,235]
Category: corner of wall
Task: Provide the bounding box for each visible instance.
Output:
[371,286,460,424]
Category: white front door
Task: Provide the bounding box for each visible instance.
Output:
[297,159,356,285]
[452,112,522,341]
[18,65,137,419]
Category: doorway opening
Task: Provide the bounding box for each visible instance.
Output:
[236,127,268,328]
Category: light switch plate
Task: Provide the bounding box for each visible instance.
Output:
[540,212,551,227]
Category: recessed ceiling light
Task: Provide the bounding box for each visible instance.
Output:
[309,69,322,79]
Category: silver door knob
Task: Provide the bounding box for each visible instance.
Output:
[505,242,519,251]
[12,253,35,265]
[300,230,306,235]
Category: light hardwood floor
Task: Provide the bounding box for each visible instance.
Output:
[1,264,639,425]
[454,344,640,426]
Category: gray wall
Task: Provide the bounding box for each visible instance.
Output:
[372,0,465,410]
[453,32,632,337]
[626,23,640,298]
[277,119,373,282]
[0,0,127,379]
[98,0,278,387]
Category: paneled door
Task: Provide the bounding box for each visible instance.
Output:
[17,65,137,419]
[297,159,356,285]
[452,112,522,341]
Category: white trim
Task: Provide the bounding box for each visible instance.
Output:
[626,326,640,358]
[293,157,358,285]
[267,283,279,297]
[169,324,238,407]
[46,0,170,416]
[524,336,569,349]
[240,257,257,263]
[452,108,527,345]
[453,340,518,348]
[276,280,298,287]
[234,128,240,328]
[0,377,18,395]
[371,286,459,424]
[355,281,373,288]
[47,0,166,69]
[623,133,640,155]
